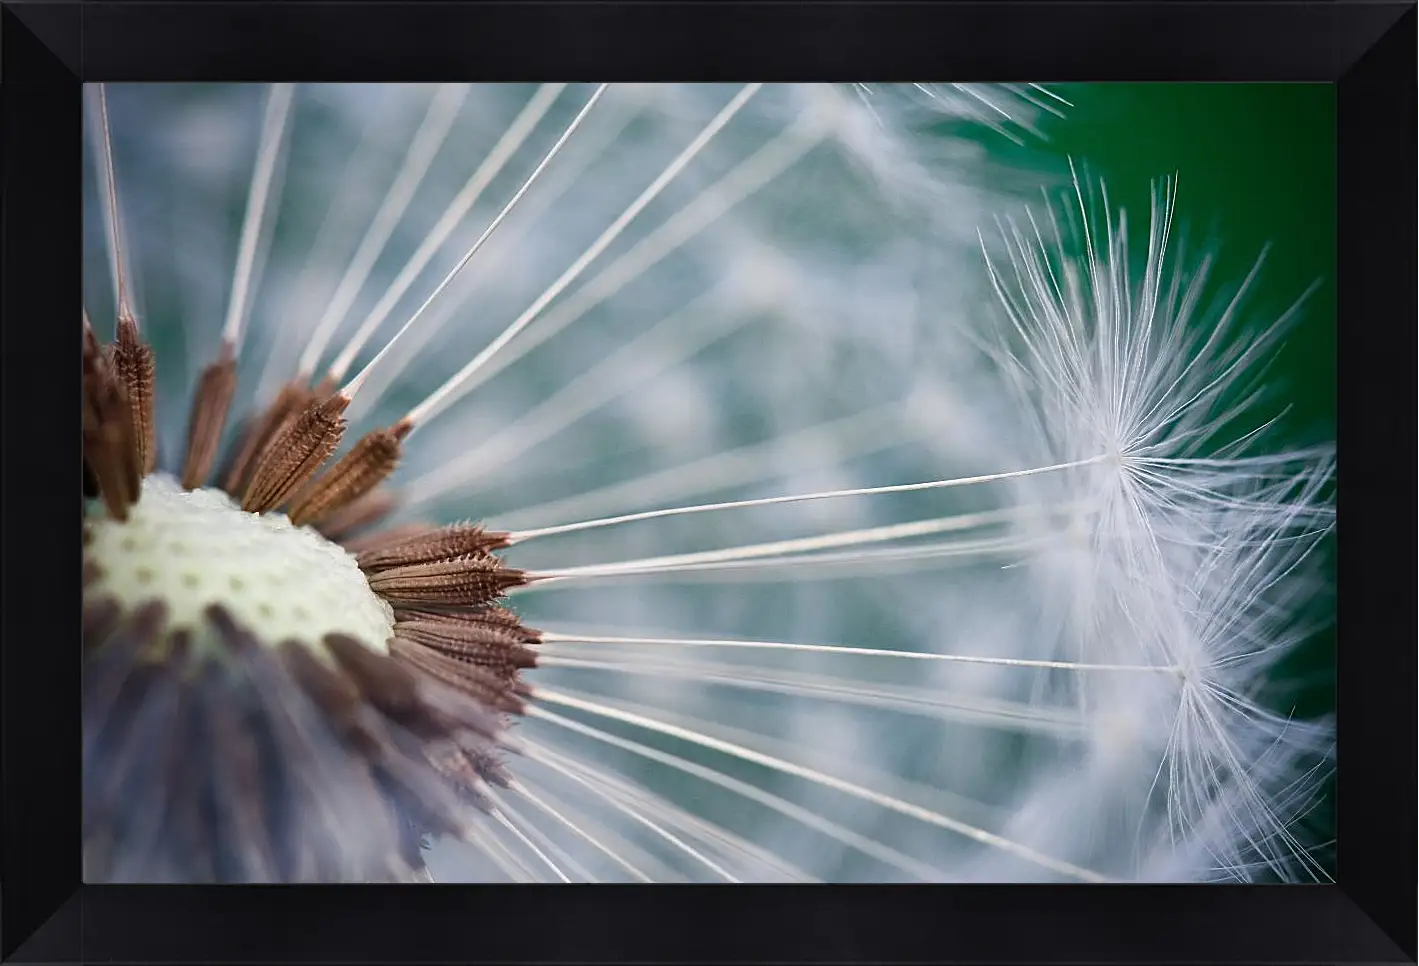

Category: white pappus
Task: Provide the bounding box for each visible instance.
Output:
[80,82,1333,884]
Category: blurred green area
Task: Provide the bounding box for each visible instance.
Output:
[1043,83,1336,447]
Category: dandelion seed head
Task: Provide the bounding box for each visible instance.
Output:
[86,474,395,652]
[82,82,1331,885]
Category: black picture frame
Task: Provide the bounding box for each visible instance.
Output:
[3,3,1412,963]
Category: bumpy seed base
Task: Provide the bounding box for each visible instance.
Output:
[85,473,394,654]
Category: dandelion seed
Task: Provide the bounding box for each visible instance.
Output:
[82,83,1332,884]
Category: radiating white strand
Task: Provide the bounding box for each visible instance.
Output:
[525,682,1010,834]
[401,284,748,505]
[317,83,563,382]
[525,703,943,880]
[500,759,692,883]
[526,506,1041,583]
[509,456,1107,543]
[522,742,738,881]
[400,107,828,416]
[402,83,764,432]
[495,403,914,531]
[256,95,396,399]
[513,532,1043,590]
[463,817,537,882]
[491,790,597,882]
[90,85,134,326]
[343,85,609,403]
[523,736,812,882]
[527,742,755,882]
[296,84,473,379]
[528,691,1111,882]
[346,88,648,413]
[222,83,296,348]
[489,808,571,882]
[536,655,1087,738]
[511,778,654,882]
[238,127,291,370]
[538,630,1181,673]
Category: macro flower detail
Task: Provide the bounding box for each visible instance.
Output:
[82,82,1334,884]
[84,326,538,882]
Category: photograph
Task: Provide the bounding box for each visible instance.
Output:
[81,81,1336,885]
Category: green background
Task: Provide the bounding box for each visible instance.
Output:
[1039,84,1336,448]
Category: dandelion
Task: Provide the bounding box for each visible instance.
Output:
[81,82,1333,884]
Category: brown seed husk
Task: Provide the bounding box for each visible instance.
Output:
[393,619,539,676]
[388,636,527,715]
[242,393,350,513]
[365,555,527,608]
[83,322,142,520]
[393,604,541,644]
[111,317,157,476]
[356,524,512,573]
[221,380,318,496]
[180,342,238,490]
[287,423,409,527]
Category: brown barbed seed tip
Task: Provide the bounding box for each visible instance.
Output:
[241,393,351,514]
[393,604,542,645]
[389,636,527,716]
[112,316,157,476]
[83,323,142,521]
[393,618,539,674]
[365,556,528,608]
[180,341,239,490]
[287,421,412,528]
[356,524,513,574]
[222,379,323,496]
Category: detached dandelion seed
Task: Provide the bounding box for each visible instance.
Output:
[82,83,1333,883]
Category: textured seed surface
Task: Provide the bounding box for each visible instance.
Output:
[86,473,394,654]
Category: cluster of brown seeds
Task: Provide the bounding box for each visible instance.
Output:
[83,317,540,882]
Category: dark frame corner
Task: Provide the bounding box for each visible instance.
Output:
[2,3,1413,963]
